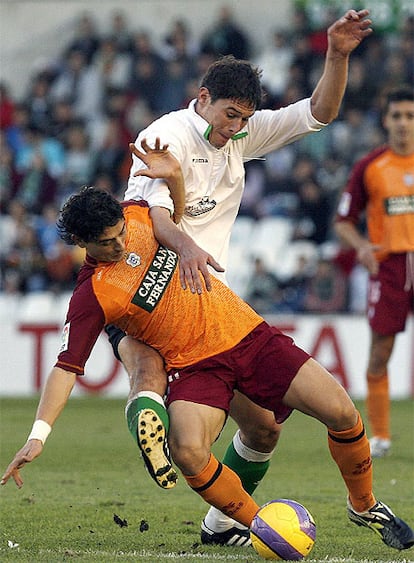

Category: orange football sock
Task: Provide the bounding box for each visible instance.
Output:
[184,454,259,527]
[328,411,375,513]
[366,372,390,439]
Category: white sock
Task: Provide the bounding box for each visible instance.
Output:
[203,506,245,532]
[233,429,273,462]
[124,390,165,417]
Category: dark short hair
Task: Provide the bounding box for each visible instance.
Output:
[384,85,414,110]
[57,186,124,245]
[200,55,263,109]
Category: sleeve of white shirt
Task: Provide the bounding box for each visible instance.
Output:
[243,98,327,158]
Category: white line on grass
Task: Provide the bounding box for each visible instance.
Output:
[37,549,414,562]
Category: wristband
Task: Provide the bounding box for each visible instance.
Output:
[27,420,52,444]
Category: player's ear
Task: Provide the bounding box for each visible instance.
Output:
[198,87,211,106]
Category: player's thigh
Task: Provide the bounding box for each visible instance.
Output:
[168,400,226,473]
[229,391,281,452]
[283,358,356,431]
[119,336,166,393]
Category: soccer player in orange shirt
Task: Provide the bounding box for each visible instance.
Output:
[2,186,413,550]
[335,85,414,458]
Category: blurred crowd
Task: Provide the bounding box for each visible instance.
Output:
[0,6,413,310]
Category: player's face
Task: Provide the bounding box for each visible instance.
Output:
[85,219,127,262]
[383,100,414,150]
[197,88,255,149]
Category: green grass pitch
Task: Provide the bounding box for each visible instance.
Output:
[0,397,413,562]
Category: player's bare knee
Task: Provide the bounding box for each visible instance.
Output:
[169,439,208,476]
[328,401,359,432]
[240,422,281,452]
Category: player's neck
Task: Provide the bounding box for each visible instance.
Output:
[390,140,414,157]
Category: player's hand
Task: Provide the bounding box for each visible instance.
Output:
[1,439,44,488]
[177,240,224,293]
[328,9,372,57]
[130,139,181,180]
[357,242,382,275]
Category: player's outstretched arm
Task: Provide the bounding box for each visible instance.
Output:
[311,9,372,123]
[129,139,185,224]
[1,367,76,488]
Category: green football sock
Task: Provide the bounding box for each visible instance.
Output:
[126,395,169,446]
[222,439,270,495]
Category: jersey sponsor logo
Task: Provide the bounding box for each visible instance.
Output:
[59,322,70,353]
[185,196,217,216]
[384,195,414,215]
[126,252,141,267]
[131,246,178,312]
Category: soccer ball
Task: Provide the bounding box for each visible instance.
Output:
[250,499,316,560]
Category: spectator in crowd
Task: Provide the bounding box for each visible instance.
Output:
[50,48,103,124]
[60,122,94,197]
[278,254,313,313]
[0,199,29,261]
[64,12,100,65]
[303,257,348,313]
[0,134,19,212]
[93,37,131,94]
[245,257,282,314]
[34,204,60,256]
[315,152,349,210]
[4,103,31,156]
[24,74,53,134]
[342,51,378,113]
[128,30,166,114]
[292,177,332,245]
[329,107,383,165]
[254,30,294,105]
[47,99,77,144]
[1,224,48,293]
[13,150,58,215]
[160,18,199,63]
[200,5,250,60]
[91,114,129,188]
[0,82,15,131]
[106,9,134,55]
[239,160,267,218]
[157,58,195,114]
[14,122,65,180]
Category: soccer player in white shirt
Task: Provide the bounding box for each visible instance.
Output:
[105,9,373,546]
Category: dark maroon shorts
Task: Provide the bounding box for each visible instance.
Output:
[165,322,310,423]
[367,253,414,336]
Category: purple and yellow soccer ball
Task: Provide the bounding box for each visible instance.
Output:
[250,499,316,560]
